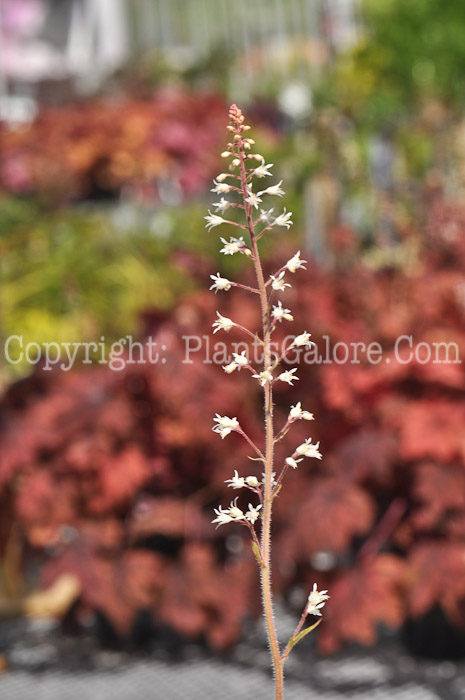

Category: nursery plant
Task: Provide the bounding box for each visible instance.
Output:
[206,104,328,700]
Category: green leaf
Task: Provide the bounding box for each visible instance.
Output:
[252,541,265,568]
[289,619,322,650]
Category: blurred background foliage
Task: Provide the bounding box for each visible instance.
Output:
[1,0,465,659]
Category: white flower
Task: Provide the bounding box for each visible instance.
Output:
[262,472,277,486]
[259,208,274,224]
[286,251,307,273]
[270,271,291,292]
[307,583,330,616]
[225,470,246,489]
[212,498,245,527]
[296,438,323,460]
[223,361,238,374]
[232,350,249,367]
[216,173,229,182]
[253,160,274,178]
[253,369,274,386]
[273,208,293,229]
[245,503,262,524]
[245,475,260,488]
[231,158,240,168]
[285,456,303,469]
[258,180,285,197]
[289,402,314,421]
[212,414,240,439]
[212,312,235,334]
[220,236,247,255]
[292,331,313,347]
[210,273,232,293]
[278,369,299,385]
[271,301,293,322]
[205,210,227,231]
[213,198,230,214]
[211,179,232,194]
[212,506,234,526]
[245,188,262,209]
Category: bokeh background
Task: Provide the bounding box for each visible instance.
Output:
[1,0,465,696]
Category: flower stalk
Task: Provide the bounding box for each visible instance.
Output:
[207,105,329,700]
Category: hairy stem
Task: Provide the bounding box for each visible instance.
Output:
[237,144,283,699]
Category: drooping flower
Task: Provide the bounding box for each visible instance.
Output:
[210,273,232,293]
[273,208,293,229]
[205,210,227,231]
[245,475,261,488]
[225,470,246,489]
[271,301,293,322]
[307,583,330,616]
[258,180,285,197]
[270,271,291,291]
[278,368,299,385]
[286,251,307,273]
[245,503,262,524]
[212,312,235,333]
[289,402,314,421]
[212,414,240,439]
[253,159,274,178]
[223,361,238,374]
[296,438,323,459]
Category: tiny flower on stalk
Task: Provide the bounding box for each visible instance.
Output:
[292,331,313,348]
[246,188,262,209]
[212,498,245,527]
[253,159,273,178]
[216,173,229,182]
[245,475,261,488]
[220,236,249,256]
[286,251,307,273]
[289,402,314,421]
[270,271,291,291]
[307,583,330,616]
[223,361,238,374]
[259,208,274,224]
[296,438,323,460]
[246,504,262,524]
[212,312,235,333]
[278,369,299,385]
[213,198,231,214]
[258,180,285,198]
[253,368,274,386]
[273,208,293,229]
[272,301,293,322]
[205,210,227,231]
[226,470,246,489]
[232,350,249,368]
[211,179,232,194]
[210,273,232,293]
[212,414,240,439]
[285,456,303,469]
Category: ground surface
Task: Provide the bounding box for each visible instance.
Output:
[0,615,464,700]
